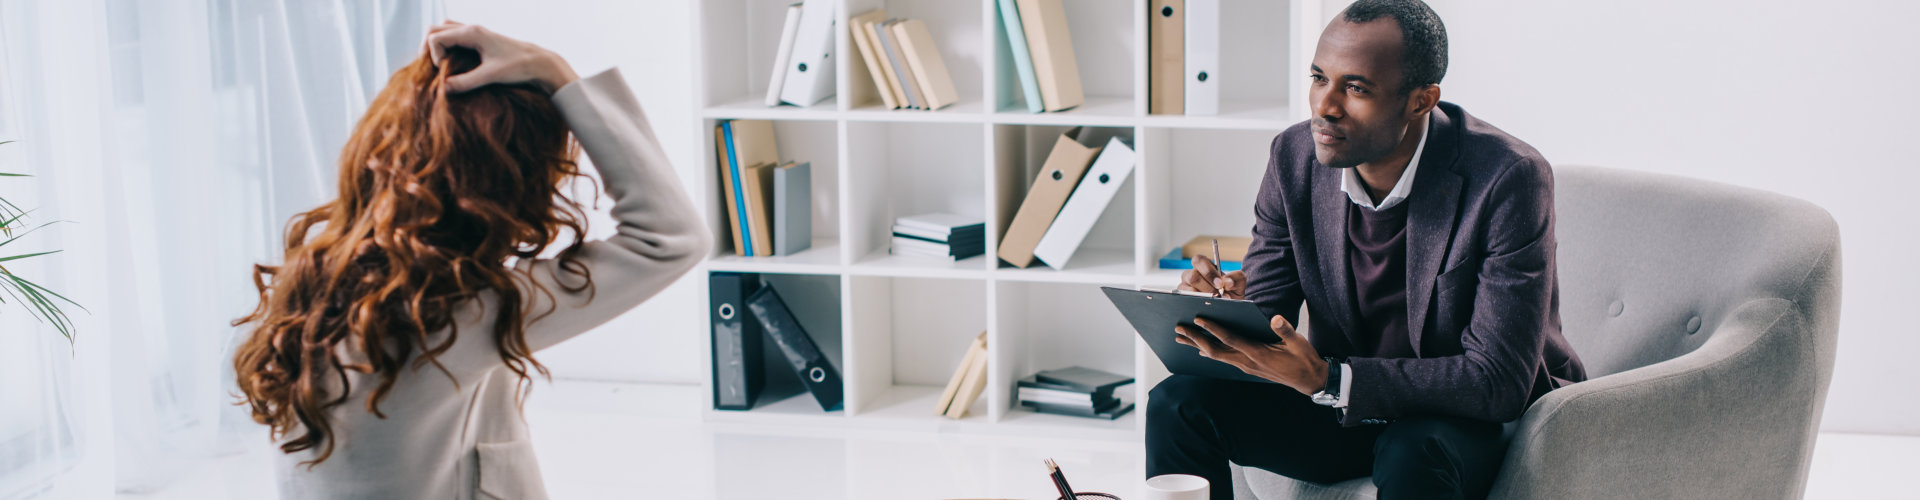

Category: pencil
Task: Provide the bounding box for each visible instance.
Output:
[1045,458,1077,500]
[1211,238,1223,298]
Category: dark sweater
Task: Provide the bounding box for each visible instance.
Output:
[1347,201,1416,359]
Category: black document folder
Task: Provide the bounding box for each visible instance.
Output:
[747,285,844,412]
[1101,286,1281,384]
[709,272,764,410]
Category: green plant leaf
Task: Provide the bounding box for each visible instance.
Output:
[0,250,61,263]
[15,273,83,311]
[2,277,71,339]
[4,275,75,339]
[0,220,63,249]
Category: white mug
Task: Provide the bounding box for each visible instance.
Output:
[1143,474,1209,500]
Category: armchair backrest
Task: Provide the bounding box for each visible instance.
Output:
[1550,166,1842,379]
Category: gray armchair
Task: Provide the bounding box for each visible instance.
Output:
[1234,166,1843,499]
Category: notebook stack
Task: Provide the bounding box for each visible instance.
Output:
[848,10,960,110]
[1017,366,1135,420]
[891,213,985,261]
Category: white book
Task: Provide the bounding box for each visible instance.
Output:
[1184,0,1219,116]
[778,0,837,107]
[895,212,984,234]
[1019,388,1096,403]
[892,225,953,243]
[764,4,803,107]
[1033,136,1136,269]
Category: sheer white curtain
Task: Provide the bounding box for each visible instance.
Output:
[0,0,439,497]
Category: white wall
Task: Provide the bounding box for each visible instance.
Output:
[447,0,1920,435]
[1422,0,1920,435]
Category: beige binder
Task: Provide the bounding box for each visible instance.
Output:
[729,120,782,256]
[715,125,746,256]
[1015,0,1085,111]
[1149,0,1185,115]
[892,19,959,110]
[997,127,1102,268]
[849,9,899,109]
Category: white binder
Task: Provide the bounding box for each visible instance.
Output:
[1033,136,1135,269]
[765,3,802,107]
[1184,0,1219,116]
[778,0,836,107]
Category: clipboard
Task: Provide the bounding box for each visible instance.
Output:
[1099,286,1280,384]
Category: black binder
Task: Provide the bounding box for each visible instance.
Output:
[709,272,764,411]
[747,285,844,412]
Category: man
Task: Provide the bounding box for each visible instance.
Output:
[1145,1,1586,499]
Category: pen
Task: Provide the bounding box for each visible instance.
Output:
[1211,238,1223,298]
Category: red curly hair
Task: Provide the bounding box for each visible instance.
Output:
[233,47,593,466]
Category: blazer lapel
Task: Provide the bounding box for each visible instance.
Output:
[1310,162,1359,342]
[1404,110,1463,356]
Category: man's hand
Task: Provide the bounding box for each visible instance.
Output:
[424,21,580,94]
[1178,254,1246,300]
[1174,315,1328,396]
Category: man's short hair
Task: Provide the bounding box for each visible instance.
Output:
[1342,0,1448,94]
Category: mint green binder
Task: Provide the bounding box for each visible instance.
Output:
[998,0,1045,113]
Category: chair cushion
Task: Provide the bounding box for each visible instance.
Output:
[1234,463,1375,500]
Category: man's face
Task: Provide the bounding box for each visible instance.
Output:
[1308,18,1413,169]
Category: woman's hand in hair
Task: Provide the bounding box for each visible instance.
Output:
[425,21,580,94]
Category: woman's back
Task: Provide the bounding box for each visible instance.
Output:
[239,25,709,499]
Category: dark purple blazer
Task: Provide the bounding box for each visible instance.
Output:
[1242,102,1586,427]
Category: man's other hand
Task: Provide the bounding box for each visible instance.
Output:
[1174,315,1328,396]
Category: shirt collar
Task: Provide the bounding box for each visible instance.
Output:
[1340,113,1431,211]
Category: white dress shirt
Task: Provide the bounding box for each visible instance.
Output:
[1327,114,1430,409]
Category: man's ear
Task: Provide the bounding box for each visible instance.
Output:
[1405,84,1441,118]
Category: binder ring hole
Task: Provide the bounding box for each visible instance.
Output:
[717,304,735,320]
[1162,6,1174,17]
[798,62,808,72]
[1051,170,1063,181]
[1197,71,1209,83]
[1098,173,1110,184]
[808,367,827,382]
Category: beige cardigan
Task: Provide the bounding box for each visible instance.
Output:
[274,68,710,500]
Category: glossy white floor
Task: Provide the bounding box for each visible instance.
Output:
[123,380,1917,499]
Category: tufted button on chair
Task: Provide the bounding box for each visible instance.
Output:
[1233,166,1843,499]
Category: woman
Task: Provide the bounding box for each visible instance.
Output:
[232,22,708,499]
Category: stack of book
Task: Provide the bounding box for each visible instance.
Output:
[996,0,1084,113]
[891,213,985,261]
[848,10,960,110]
[1017,366,1134,420]
[715,119,812,257]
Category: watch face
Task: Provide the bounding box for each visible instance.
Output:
[1311,393,1338,406]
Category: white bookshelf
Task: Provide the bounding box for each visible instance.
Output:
[692,0,1348,442]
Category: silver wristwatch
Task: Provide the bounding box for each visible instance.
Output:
[1310,358,1342,407]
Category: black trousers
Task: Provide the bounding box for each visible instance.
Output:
[1145,375,1507,500]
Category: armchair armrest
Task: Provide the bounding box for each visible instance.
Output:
[1488,298,1825,499]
